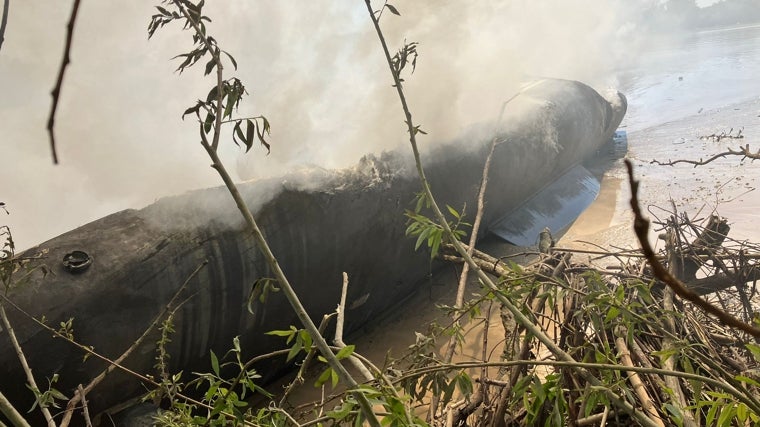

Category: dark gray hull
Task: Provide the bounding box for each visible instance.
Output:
[1,79,625,422]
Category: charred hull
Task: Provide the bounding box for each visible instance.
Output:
[1,79,626,422]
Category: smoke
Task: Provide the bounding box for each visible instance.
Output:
[1,0,681,249]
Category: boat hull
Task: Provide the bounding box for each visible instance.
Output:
[1,79,625,422]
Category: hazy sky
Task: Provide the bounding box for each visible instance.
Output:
[1,1,681,249]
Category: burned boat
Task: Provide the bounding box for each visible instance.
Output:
[0,79,626,422]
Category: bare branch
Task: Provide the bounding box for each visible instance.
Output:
[47,0,82,165]
[0,305,56,426]
[0,0,9,52]
[0,389,31,427]
[76,386,91,427]
[334,272,372,381]
[651,144,760,167]
[625,159,760,337]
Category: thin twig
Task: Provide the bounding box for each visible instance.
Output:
[0,0,9,52]
[76,385,91,427]
[0,304,56,426]
[172,2,380,424]
[47,0,82,164]
[58,260,207,427]
[278,312,335,407]
[625,159,760,337]
[1,271,250,425]
[335,272,373,381]
[651,144,760,167]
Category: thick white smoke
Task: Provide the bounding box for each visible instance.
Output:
[0,1,695,249]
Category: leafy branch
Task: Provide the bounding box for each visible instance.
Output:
[363,2,663,426]
[149,1,382,425]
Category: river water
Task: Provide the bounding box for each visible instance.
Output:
[565,23,760,248]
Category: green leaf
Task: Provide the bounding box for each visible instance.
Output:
[181,102,202,120]
[206,85,219,104]
[204,58,216,76]
[735,374,760,387]
[737,403,748,423]
[604,306,619,324]
[48,388,68,401]
[429,229,442,259]
[266,329,295,337]
[299,329,312,352]
[287,339,302,362]
[746,343,760,361]
[336,345,355,360]
[223,90,237,119]
[717,404,735,427]
[233,121,245,148]
[223,50,238,70]
[706,400,719,425]
[316,367,332,387]
[446,205,460,219]
[245,119,255,152]
[210,350,220,376]
[414,227,429,251]
[331,369,339,388]
[203,112,214,134]
[385,4,401,15]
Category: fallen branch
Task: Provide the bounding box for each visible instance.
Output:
[625,159,760,337]
[651,144,760,167]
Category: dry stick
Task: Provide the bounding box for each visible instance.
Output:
[651,144,760,167]
[75,386,91,427]
[335,272,373,381]
[47,0,82,165]
[624,159,760,337]
[58,260,208,427]
[614,334,664,427]
[364,3,660,426]
[0,0,8,51]
[432,129,498,421]
[395,359,760,413]
[279,312,336,407]
[172,4,380,425]
[0,390,30,427]
[443,138,498,364]
[576,410,618,427]
[0,304,56,426]
[661,230,698,427]
[628,337,668,393]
